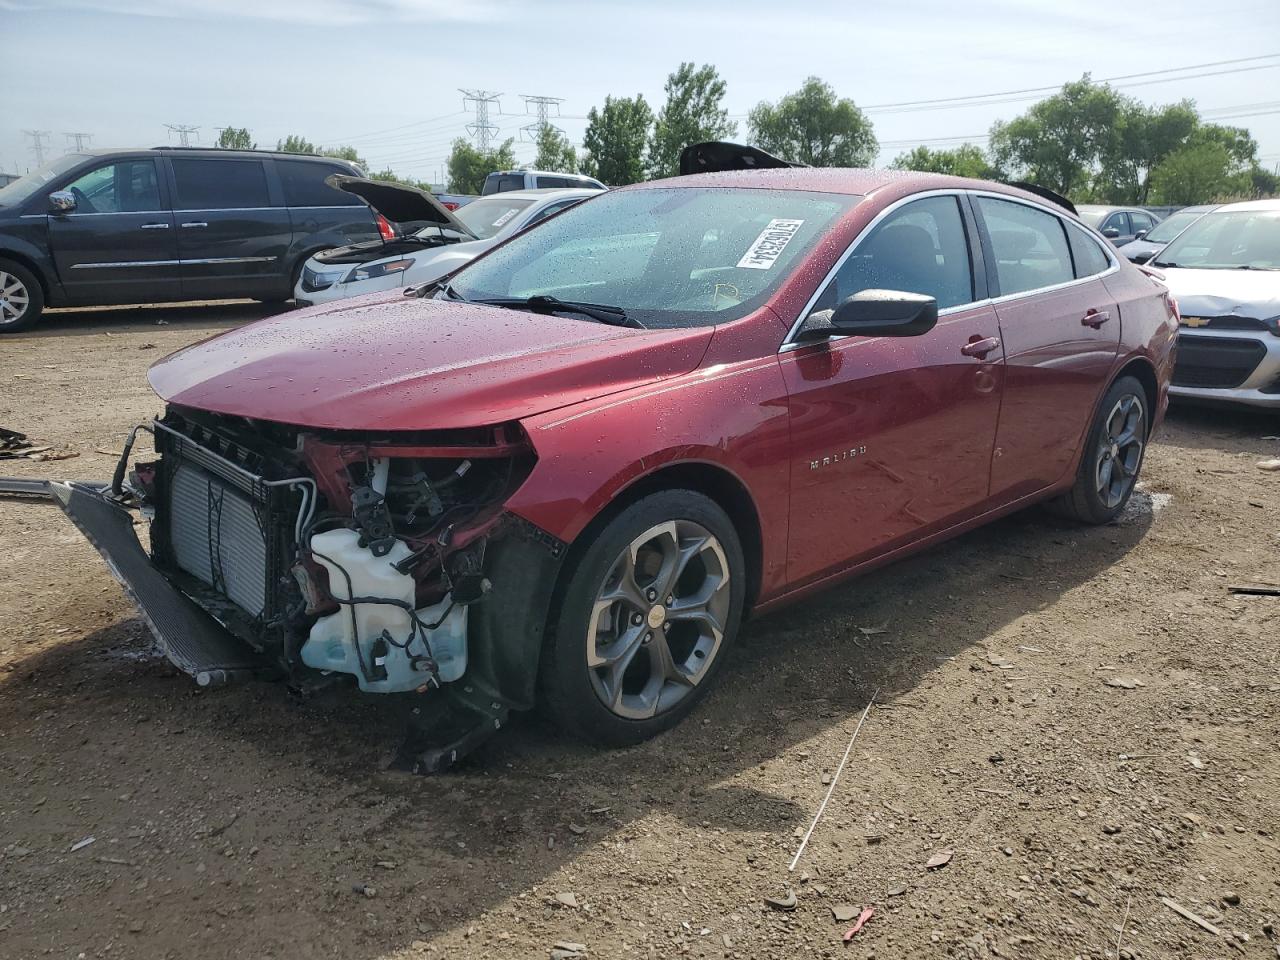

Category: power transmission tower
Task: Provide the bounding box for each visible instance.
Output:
[164,124,200,147]
[459,90,501,152]
[64,132,93,151]
[520,95,565,142]
[22,130,50,166]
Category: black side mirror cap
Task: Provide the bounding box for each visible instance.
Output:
[798,289,938,341]
[1102,227,1120,239]
[1134,230,1148,241]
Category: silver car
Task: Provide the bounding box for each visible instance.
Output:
[1153,199,1280,408]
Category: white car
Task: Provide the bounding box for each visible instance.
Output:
[1152,198,1280,408]
[294,180,598,306]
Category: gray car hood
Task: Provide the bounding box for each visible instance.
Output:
[1159,268,1280,321]
[324,174,477,238]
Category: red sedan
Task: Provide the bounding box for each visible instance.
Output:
[23,161,1177,769]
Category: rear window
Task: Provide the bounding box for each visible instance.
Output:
[172,158,270,210]
[1065,221,1112,278]
[277,160,363,207]
[454,196,535,240]
[978,197,1075,295]
[535,176,574,189]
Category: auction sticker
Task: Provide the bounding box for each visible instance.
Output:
[491,208,520,228]
[737,219,806,270]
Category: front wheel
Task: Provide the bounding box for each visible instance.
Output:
[0,260,44,333]
[1053,375,1149,524]
[539,490,746,746]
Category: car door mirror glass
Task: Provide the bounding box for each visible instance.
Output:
[1102,227,1120,239]
[49,190,76,213]
[1134,229,1147,241]
[800,289,938,341]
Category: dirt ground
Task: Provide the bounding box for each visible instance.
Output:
[1,302,1278,960]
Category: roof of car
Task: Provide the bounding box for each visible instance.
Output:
[482,188,600,201]
[59,147,360,166]
[1208,198,1280,212]
[490,169,602,179]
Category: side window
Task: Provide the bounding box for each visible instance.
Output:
[1131,212,1154,233]
[171,159,270,210]
[817,195,975,311]
[976,197,1075,295]
[524,198,582,228]
[64,160,161,213]
[536,176,573,189]
[1065,221,1112,278]
[1102,212,1130,236]
[277,160,362,207]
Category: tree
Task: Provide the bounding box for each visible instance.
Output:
[533,124,577,172]
[747,77,877,167]
[318,144,367,170]
[581,95,653,185]
[1148,142,1236,205]
[446,137,517,194]
[890,144,996,179]
[276,134,318,155]
[1095,100,1198,203]
[647,62,737,179]
[217,127,255,150]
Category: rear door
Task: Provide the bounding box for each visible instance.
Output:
[275,158,379,263]
[166,156,292,299]
[1100,211,1132,245]
[974,195,1121,501]
[47,157,181,304]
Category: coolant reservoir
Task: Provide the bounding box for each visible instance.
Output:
[301,528,468,693]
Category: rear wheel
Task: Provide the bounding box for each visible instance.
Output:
[539,490,745,746]
[0,260,43,333]
[1053,375,1148,524]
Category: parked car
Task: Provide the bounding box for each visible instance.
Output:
[482,169,606,194]
[295,182,597,306]
[0,147,391,332]
[13,151,1176,769]
[1117,205,1218,264]
[1150,199,1280,408]
[1076,205,1162,246]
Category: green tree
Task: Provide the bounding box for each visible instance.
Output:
[216,127,255,150]
[747,77,877,167]
[647,62,737,179]
[276,134,318,155]
[319,144,366,170]
[890,144,996,179]
[1148,142,1235,205]
[446,137,517,194]
[1095,100,1198,203]
[533,124,577,172]
[580,95,653,185]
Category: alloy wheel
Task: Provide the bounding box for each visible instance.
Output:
[0,271,30,327]
[1095,393,1145,509]
[586,519,731,720]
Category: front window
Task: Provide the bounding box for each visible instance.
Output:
[1154,209,1280,270]
[1143,210,1203,245]
[447,196,535,240]
[63,160,161,213]
[449,187,858,329]
[0,154,90,208]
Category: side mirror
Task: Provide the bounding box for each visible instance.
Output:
[1102,227,1120,239]
[49,191,76,213]
[1134,229,1148,241]
[799,289,938,341]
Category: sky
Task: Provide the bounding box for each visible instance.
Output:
[2,0,1278,187]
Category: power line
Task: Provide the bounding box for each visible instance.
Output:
[459,89,501,152]
[22,130,50,166]
[520,94,565,142]
[164,123,200,147]
[64,132,92,151]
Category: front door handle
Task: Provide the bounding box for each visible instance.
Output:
[180,221,208,229]
[960,335,1001,359]
[139,222,169,230]
[1082,308,1112,329]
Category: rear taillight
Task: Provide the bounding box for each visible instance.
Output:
[440,201,460,211]
[1168,295,1180,324]
[375,213,397,241]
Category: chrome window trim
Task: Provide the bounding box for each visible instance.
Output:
[282,204,365,211]
[779,187,1120,352]
[24,210,170,218]
[169,206,281,213]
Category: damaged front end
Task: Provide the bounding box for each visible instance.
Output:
[14,407,566,772]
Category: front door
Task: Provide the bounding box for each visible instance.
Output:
[781,194,1004,587]
[166,157,292,300]
[47,158,180,304]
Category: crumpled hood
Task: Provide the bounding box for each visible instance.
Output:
[148,294,713,431]
[1159,267,1280,320]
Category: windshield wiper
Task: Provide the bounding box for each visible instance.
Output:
[469,295,646,329]
[1150,260,1180,268]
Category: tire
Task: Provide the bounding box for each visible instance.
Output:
[0,259,44,333]
[1052,375,1149,524]
[539,490,746,746]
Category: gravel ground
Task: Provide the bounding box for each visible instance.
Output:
[1,302,1277,960]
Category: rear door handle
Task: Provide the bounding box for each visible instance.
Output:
[139,222,169,230]
[960,335,1001,359]
[181,221,208,229]
[1082,309,1112,329]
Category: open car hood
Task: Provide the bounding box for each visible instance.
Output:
[324,174,477,238]
[679,141,804,176]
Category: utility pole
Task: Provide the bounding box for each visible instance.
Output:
[164,124,200,147]
[22,130,50,166]
[520,95,565,142]
[64,132,93,151]
[459,90,501,153]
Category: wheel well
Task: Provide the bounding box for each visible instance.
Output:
[1116,357,1158,432]
[0,251,50,302]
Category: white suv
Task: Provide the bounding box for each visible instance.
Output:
[482,169,605,194]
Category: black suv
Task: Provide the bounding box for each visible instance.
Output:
[0,147,387,332]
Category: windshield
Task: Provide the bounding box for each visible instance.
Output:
[1154,209,1280,270]
[0,154,86,207]
[446,196,535,240]
[1144,210,1204,244]
[1076,208,1107,227]
[448,187,858,328]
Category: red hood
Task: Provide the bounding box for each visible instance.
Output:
[148,294,713,431]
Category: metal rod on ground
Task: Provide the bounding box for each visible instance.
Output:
[788,688,879,873]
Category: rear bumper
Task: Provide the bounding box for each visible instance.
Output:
[5,478,266,685]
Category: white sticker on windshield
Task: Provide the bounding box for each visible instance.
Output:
[491,208,519,228]
[737,219,806,270]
